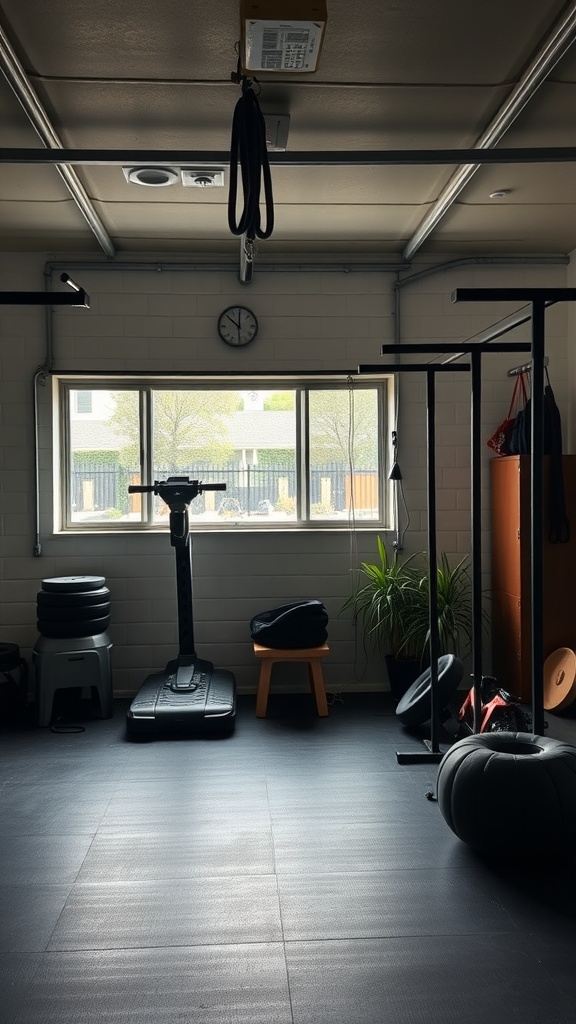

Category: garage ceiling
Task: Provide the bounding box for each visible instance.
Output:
[1,0,576,261]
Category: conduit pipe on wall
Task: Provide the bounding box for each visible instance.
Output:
[32,267,56,556]
[402,3,576,261]
[392,255,569,346]
[0,24,116,258]
[45,260,408,275]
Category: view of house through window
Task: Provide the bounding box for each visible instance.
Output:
[64,381,386,528]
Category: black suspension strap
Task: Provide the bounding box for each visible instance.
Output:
[228,75,274,244]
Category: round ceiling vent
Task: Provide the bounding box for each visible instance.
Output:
[126,167,179,187]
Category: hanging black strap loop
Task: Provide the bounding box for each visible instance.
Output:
[228,80,274,241]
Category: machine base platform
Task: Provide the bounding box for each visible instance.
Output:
[126,658,236,738]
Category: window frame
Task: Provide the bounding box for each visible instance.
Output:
[56,374,393,533]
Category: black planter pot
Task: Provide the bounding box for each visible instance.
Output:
[385,655,423,703]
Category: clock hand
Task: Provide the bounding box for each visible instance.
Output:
[227,314,240,328]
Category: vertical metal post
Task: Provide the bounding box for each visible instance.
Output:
[426,370,441,753]
[470,349,483,730]
[531,301,545,735]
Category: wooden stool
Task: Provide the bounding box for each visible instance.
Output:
[253,643,329,717]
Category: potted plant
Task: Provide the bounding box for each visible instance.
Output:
[400,551,474,660]
[343,538,474,701]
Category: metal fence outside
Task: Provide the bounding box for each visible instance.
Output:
[71,461,378,516]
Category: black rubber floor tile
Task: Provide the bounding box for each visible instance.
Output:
[0,953,42,1024]
[0,834,94,885]
[0,752,129,786]
[277,868,517,941]
[284,934,574,1024]
[0,782,113,837]
[259,738,413,775]
[12,944,292,1024]
[98,779,271,833]
[0,885,73,953]
[528,932,576,1002]
[267,771,426,824]
[119,736,261,781]
[462,860,576,942]
[47,876,283,950]
[272,818,469,874]
[76,827,275,882]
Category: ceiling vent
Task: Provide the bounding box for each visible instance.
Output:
[122,166,179,187]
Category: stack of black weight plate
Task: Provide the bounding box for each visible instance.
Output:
[37,576,111,639]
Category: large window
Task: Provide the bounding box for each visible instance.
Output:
[58,378,390,530]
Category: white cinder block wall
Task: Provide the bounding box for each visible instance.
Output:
[0,252,571,697]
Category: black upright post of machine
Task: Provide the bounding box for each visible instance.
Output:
[125,476,236,738]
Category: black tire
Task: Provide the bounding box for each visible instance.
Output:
[37,587,110,608]
[41,576,106,593]
[395,654,464,727]
[36,602,110,623]
[37,614,111,639]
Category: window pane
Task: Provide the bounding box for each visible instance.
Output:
[69,389,141,524]
[308,388,380,521]
[75,390,92,414]
[151,389,297,524]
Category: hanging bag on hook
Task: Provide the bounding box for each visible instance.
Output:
[486,373,527,456]
[510,369,569,543]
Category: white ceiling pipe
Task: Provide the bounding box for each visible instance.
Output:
[0,22,115,258]
[402,3,576,261]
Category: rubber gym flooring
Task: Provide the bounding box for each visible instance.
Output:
[1,690,575,1024]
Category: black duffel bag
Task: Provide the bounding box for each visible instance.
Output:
[250,600,329,649]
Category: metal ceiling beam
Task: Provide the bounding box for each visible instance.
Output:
[0,23,115,258]
[402,3,576,261]
[1,146,576,166]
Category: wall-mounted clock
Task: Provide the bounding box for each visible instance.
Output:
[217,305,258,347]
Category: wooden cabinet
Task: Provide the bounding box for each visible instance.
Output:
[490,455,576,700]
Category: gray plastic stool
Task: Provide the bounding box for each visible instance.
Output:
[33,633,113,727]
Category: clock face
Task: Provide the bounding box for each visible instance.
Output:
[217,306,258,346]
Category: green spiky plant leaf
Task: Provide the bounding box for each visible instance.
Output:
[342,537,426,659]
[399,552,474,662]
[343,540,475,663]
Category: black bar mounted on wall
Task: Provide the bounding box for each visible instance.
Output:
[0,273,90,307]
[0,291,89,307]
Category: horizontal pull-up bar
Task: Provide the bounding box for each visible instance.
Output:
[378,342,531,355]
[358,363,470,373]
[2,147,576,167]
[453,288,576,303]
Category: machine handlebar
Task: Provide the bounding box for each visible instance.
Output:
[129,478,226,495]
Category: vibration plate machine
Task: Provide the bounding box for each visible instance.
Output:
[126,477,236,738]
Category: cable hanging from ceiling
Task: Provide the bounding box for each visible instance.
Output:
[228,49,274,272]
